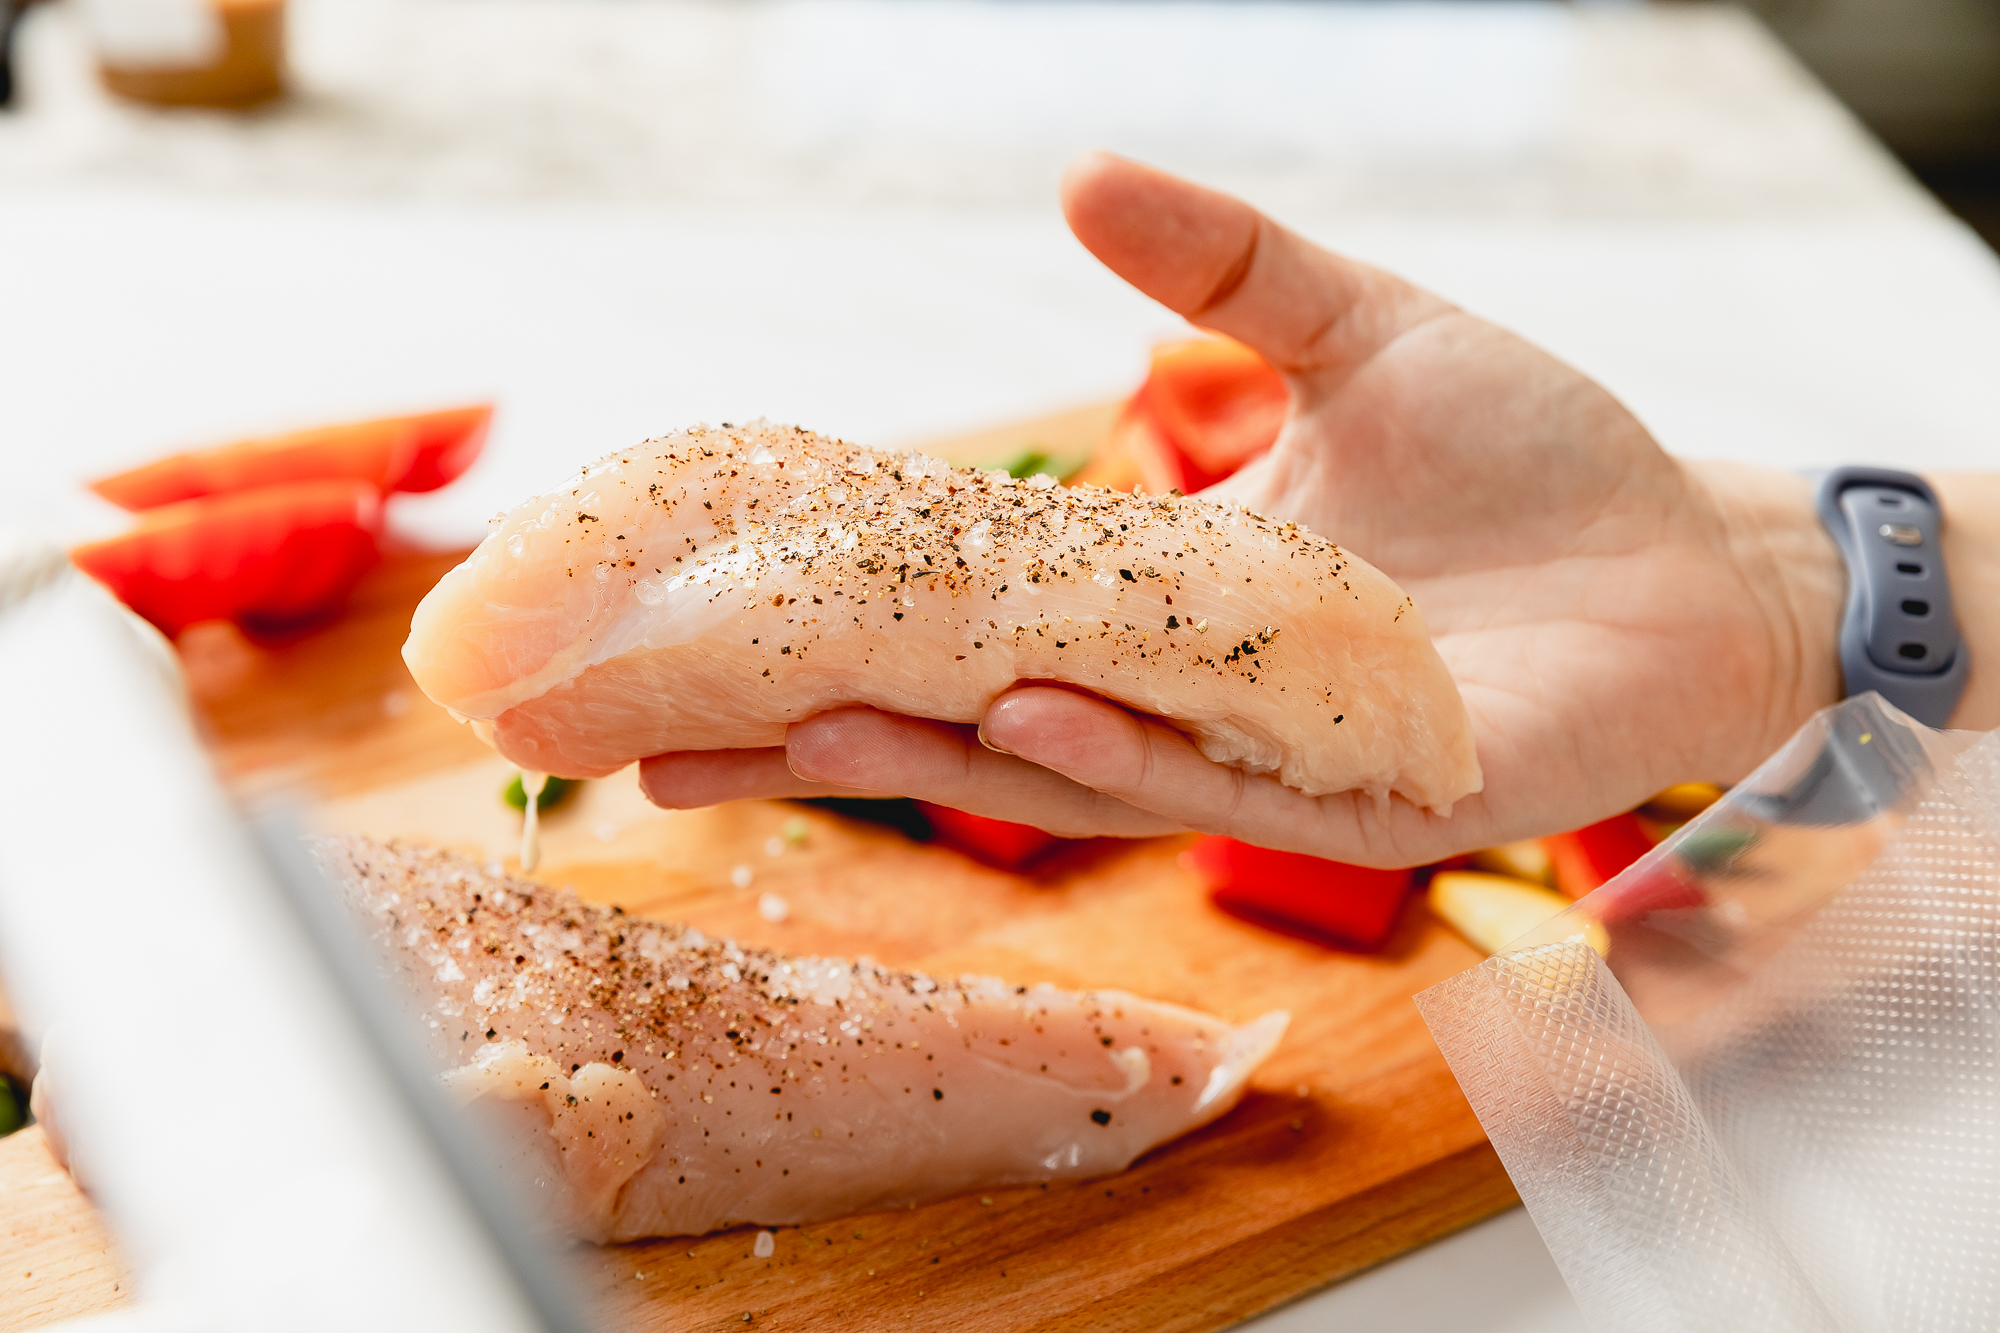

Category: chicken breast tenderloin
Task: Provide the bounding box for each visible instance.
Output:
[403,422,1481,813]
[326,837,1288,1242]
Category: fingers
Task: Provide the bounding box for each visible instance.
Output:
[785,707,1183,840]
[979,686,1462,867]
[637,708,1183,839]
[637,698,1481,866]
[638,748,878,808]
[1059,151,1450,378]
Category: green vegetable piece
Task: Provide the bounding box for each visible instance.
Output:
[978,442,1090,483]
[781,815,810,847]
[1001,450,1051,480]
[1675,824,1758,875]
[504,773,580,813]
[0,1077,24,1139]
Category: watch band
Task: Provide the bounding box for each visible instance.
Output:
[1814,466,1967,727]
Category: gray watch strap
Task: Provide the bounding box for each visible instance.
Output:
[1814,466,1967,727]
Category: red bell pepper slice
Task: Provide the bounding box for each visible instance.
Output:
[1186,835,1413,951]
[389,405,495,494]
[90,405,492,511]
[1544,813,1659,900]
[1133,338,1287,491]
[71,479,383,636]
[1068,406,1189,496]
[1589,858,1706,924]
[916,803,1061,871]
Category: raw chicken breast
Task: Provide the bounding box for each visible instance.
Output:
[404,422,1480,812]
[325,837,1288,1243]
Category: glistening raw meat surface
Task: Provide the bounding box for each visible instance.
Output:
[403,422,1481,811]
[326,837,1289,1242]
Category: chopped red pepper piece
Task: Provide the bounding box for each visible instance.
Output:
[1590,858,1706,924]
[916,803,1061,871]
[1070,406,1187,495]
[1069,338,1286,495]
[390,406,495,494]
[70,479,383,636]
[1186,835,1413,952]
[1544,813,1659,900]
[1133,337,1287,491]
[90,405,492,511]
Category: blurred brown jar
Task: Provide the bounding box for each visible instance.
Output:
[89,0,285,109]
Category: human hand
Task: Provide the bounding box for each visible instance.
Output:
[641,153,1849,865]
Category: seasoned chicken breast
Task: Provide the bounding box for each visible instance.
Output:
[326,837,1288,1243]
[403,422,1480,813]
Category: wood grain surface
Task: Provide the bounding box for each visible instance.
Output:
[0,410,1517,1331]
[0,1128,129,1325]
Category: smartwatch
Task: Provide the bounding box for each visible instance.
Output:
[1814,466,1967,728]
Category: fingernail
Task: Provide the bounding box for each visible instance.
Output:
[976,723,1014,756]
[784,743,818,782]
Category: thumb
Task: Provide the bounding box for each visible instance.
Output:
[1059,152,1449,377]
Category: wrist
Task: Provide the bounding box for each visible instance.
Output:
[1929,472,2000,730]
[1684,459,1846,768]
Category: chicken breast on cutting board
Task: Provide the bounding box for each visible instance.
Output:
[403,422,1480,813]
[325,837,1288,1243]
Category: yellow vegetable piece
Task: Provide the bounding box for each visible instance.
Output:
[1429,871,1609,957]
[1470,839,1553,885]
[1641,782,1724,823]
[1636,814,1681,845]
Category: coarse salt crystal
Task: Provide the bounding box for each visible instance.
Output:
[730,864,754,889]
[758,893,790,924]
[753,1231,776,1259]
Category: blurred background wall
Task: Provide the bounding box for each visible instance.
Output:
[1742,0,2000,240]
[6,0,1997,251]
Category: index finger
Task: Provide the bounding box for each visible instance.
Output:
[1059,152,1451,379]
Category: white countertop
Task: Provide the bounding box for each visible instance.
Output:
[0,0,1934,216]
[1248,1208,1586,1332]
[6,197,1997,552]
[4,2,1997,1326]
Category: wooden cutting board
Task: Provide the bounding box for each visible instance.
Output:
[0,406,1517,1331]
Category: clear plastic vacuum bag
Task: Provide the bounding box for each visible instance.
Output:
[1417,694,2000,1333]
